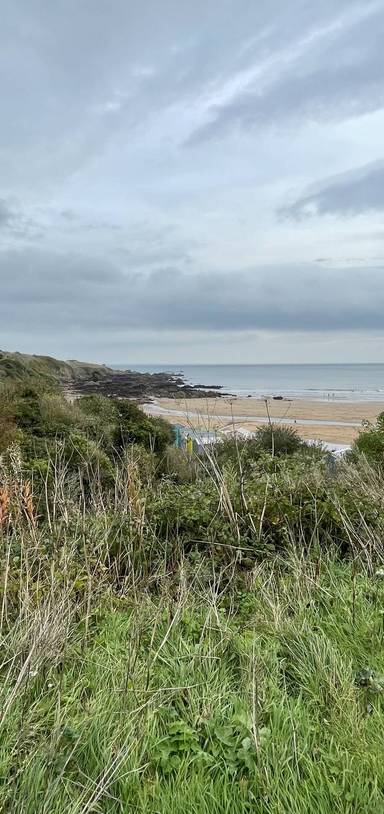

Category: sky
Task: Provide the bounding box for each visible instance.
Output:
[1,0,384,365]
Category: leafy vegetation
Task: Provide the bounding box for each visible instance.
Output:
[253,423,304,456]
[1,383,384,812]
[0,348,111,388]
[352,411,384,466]
[0,385,173,474]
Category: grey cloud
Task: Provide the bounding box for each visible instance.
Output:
[4,204,194,263]
[0,199,43,240]
[60,210,77,221]
[282,161,384,218]
[0,1,368,187]
[58,212,123,232]
[2,247,384,335]
[187,5,384,144]
[1,1,384,362]
[0,199,15,227]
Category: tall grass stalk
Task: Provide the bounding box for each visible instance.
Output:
[0,443,384,812]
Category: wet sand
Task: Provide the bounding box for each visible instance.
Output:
[144,397,384,445]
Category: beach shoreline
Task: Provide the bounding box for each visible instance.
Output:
[144,396,384,445]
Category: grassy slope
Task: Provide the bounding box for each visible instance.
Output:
[0,349,111,388]
[1,554,384,813]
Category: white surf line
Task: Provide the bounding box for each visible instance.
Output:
[144,402,361,429]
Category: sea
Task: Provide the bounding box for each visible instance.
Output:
[112,363,384,402]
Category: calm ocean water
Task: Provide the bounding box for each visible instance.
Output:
[112,364,384,402]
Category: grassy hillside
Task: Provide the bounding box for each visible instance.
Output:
[0,349,219,399]
[1,387,384,812]
[0,349,110,389]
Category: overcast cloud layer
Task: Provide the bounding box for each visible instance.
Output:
[1,0,384,363]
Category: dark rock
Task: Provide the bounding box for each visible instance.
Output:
[68,368,231,400]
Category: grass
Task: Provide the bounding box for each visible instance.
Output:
[1,545,384,813]
[0,349,110,388]
[1,429,384,812]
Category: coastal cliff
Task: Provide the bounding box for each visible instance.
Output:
[0,349,225,400]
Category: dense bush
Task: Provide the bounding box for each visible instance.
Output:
[352,412,384,465]
[213,437,263,471]
[0,384,81,440]
[0,387,173,476]
[254,423,304,456]
[77,394,119,450]
[213,425,305,474]
[143,453,383,561]
[1,382,383,565]
[112,399,173,455]
[64,433,116,484]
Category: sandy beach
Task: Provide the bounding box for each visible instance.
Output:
[144,397,384,445]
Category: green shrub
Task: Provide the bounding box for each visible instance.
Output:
[39,393,86,437]
[212,427,304,474]
[1,385,80,440]
[112,399,173,455]
[352,413,384,465]
[2,387,174,477]
[11,386,46,435]
[254,423,304,456]
[213,437,262,471]
[149,479,219,539]
[77,395,118,449]
[146,455,384,559]
[65,432,115,484]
